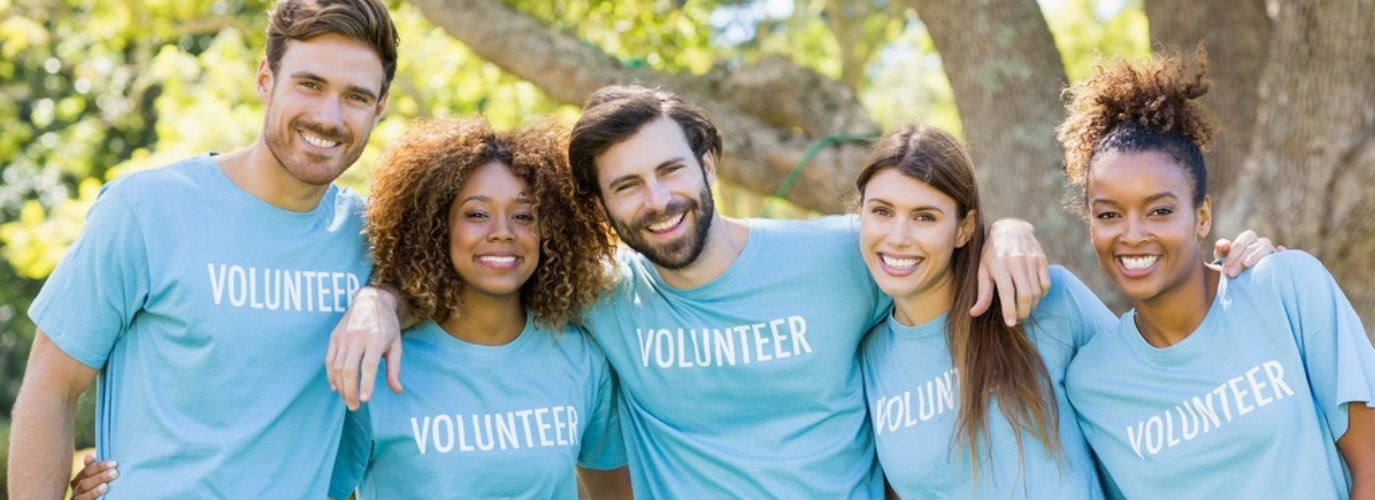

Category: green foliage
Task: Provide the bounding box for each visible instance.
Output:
[1043,0,1150,83]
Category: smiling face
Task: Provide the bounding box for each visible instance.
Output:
[859,168,975,324]
[1088,150,1212,306]
[258,32,387,187]
[594,117,717,270]
[448,161,541,302]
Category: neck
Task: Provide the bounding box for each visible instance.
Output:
[656,214,750,289]
[1132,260,1219,347]
[440,292,527,346]
[213,141,330,213]
[891,279,956,327]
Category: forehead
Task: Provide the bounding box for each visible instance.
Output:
[458,161,529,197]
[1089,150,1192,197]
[593,117,696,181]
[276,32,385,94]
[864,168,956,208]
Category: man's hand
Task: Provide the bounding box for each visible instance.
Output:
[327,285,405,410]
[1213,230,1281,277]
[972,219,1050,326]
[69,454,116,500]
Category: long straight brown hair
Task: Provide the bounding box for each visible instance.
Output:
[856,125,1061,475]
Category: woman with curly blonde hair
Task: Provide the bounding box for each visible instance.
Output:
[1060,50,1375,499]
[326,117,631,499]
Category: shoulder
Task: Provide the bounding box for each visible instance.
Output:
[749,214,858,240]
[104,155,217,196]
[1033,266,1100,318]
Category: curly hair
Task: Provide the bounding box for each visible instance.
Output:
[366,117,615,329]
[1057,45,1217,208]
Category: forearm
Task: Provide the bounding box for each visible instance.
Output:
[8,386,81,500]
[1340,403,1375,500]
[577,466,632,500]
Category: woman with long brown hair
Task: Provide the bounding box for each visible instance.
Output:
[856,124,1115,498]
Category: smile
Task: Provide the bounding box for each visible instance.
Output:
[1119,255,1158,271]
[880,254,920,269]
[646,212,685,233]
[301,130,341,149]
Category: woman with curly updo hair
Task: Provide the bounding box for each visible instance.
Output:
[1059,50,1375,499]
[327,117,632,499]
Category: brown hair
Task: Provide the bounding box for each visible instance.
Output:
[856,125,1061,474]
[266,0,399,95]
[567,84,722,198]
[1057,46,1216,210]
[366,117,615,329]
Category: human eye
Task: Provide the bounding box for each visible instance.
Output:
[514,211,537,223]
[465,210,489,220]
[869,206,892,217]
[1149,206,1174,217]
[914,212,936,222]
[1093,210,1119,220]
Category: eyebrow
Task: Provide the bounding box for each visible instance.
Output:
[606,157,686,188]
[1091,191,1180,206]
[291,71,380,101]
[864,197,946,213]
[458,194,535,205]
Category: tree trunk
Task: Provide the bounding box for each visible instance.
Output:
[405,0,879,213]
[1145,0,1272,237]
[1235,0,1375,325]
[907,0,1119,307]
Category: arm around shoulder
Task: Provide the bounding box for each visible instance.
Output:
[578,466,633,500]
[1340,403,1375,500]
[8,330,99,500]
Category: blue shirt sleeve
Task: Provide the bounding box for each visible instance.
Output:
[576,349,627,470]
[1283,252,1375,440]
[1052,266,1118,350]
[328,404,373,499]
[28,186,150,369]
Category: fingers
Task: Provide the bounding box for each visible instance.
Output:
[337,336,364,410]
[1220,231,1257,277]
[1012,254,1046,324]
[993,262,1019,327]
[358,343,382,405]
[325,336,340,393]
[970,264,993,317]
[70,458,117,500]
[385,338,405,394]
[1212,238,1233,264]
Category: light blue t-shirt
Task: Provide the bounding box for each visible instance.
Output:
[28,154,370,499]
[1065,251,1375,499]
[861,266,1115,499]
[583,216,891,498]
[328,316,625,500]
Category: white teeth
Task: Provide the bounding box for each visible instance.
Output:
[478,256,517,264]
[881,255,919,269]
[301,132,339,148]
[1120,255,1158,270]
[646,213,684,232]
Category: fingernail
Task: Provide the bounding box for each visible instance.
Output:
[109,460,117,468]
[108,469,118,478]
[98,484,108,492]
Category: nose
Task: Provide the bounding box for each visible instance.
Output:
[884,219,911,247]
[308,96,345,128]
[488,215,516,242]
[644,178,672,212]
[1122,214,1147,244]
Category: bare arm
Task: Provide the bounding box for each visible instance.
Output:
[577,466,633,500]
[8,330,98,500]
[327,284,407,410]
[1339,403,1375,500]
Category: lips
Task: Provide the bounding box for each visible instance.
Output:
[1115,254,1160,278]
[475,254,521,269]
[301,130,340,149]
[878,252,922,276]
[645,212,685,234]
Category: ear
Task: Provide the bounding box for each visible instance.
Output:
[955,209,978,248]
[256,58,273,104]
[700,152,717,187]
[374,90,390,120]
[1195,195,1213,240]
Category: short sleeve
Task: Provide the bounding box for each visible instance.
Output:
[1053,266,1118,349]
[328,403,374,499]
[576,351,627,470]
[1286,253,1375,440]
[28,187,150,369]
